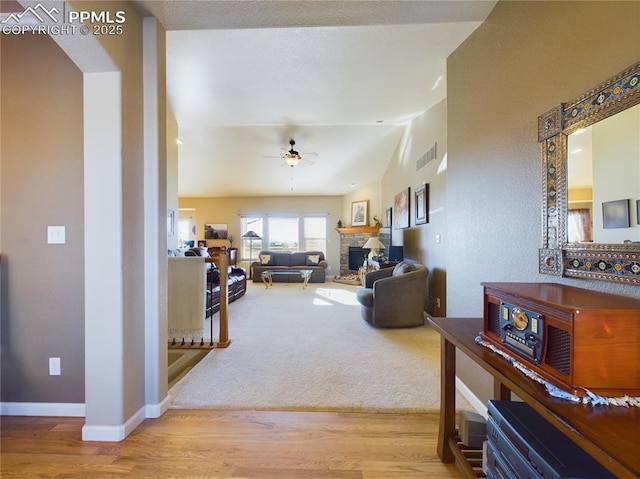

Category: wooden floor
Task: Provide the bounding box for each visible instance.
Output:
[1,409,463,478]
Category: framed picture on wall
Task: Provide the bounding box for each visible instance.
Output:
[204,223,228,239]
[351,200,368,226]
[415,184,429,225]
[394,188,410,229]
[602,199,630,229]
[637,200,640,225]
[386,207,392,229]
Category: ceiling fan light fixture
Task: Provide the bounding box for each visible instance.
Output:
[285,157,299,167]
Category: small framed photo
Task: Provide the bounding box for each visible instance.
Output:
[602,199,630,229]
[197,240,207,248]
[415,184,429,225]
[351,200,369,226]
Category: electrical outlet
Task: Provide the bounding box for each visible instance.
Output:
[49,357,61,376]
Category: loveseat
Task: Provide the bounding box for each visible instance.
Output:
[251,250,328,283]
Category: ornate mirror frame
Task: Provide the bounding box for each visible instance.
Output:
[538,61,640,284]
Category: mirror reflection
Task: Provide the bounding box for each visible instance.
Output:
[567,103,640,244]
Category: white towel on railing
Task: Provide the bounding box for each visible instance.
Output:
[168,257,206,341]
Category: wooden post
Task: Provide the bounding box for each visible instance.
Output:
[216,246,231,348]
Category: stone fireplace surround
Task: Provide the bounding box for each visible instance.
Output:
[338,227,390,275]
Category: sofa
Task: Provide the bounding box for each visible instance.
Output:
[171,247,247,317]
[205,266,247,317]
[182,247,247,316]
[251,250,328,283]
[355,261,428,328]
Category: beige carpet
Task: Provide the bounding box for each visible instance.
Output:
[169,281,473,413]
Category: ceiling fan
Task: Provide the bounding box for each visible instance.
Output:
[264,139,316,167]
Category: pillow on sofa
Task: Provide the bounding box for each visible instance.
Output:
[306,254,321,266]
[260,254,273,265]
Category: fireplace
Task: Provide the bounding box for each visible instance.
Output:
[348,246,370,271]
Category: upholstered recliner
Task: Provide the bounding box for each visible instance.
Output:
[355,261,428,328]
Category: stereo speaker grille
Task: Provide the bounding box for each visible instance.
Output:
[487,302,501,337]
[546,326,571,376]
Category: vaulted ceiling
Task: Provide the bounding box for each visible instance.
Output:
[134,1,496,197]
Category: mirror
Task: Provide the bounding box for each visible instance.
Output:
[538,61,640,284]
[567,103,640,243]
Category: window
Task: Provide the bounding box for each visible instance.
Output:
[268,217,299,251]
[177,216,195,248]
[240,215,327,257]
[568,209,593,243]
[303,217,327,252]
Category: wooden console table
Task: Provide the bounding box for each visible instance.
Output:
[427,317,640,479]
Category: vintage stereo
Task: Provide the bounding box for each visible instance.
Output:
[481,283,640,397]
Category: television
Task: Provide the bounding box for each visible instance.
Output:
[387,245,404,262]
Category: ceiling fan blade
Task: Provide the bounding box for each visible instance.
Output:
[301,151,318,157]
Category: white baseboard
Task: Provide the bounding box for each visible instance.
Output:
[82,404,146,442]
[0,402,85,417]
[456,376,488,419]
[1,399,169,442]
[145,394,171,418]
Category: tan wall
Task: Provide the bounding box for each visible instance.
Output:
[2,0,153,424]
[179,196,343,275]
[1,34,85,402]
[447,0,640,404]
[379,100,448,316]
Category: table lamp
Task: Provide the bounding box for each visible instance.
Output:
[362,236,385,260]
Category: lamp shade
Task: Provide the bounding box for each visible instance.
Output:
[362,237,385,250]
[242,230,261,239]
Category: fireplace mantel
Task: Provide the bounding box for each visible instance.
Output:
[336,226,380,234]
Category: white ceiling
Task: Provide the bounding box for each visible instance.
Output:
[134,1,496,197]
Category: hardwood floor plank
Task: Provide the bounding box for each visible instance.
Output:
[1,410,463,478]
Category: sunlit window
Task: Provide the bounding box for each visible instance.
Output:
[239,215,327,257]
[303,217,327,252]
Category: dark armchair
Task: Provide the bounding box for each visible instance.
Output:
[355,261,428,328]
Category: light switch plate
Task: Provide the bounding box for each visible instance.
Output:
[47,226,65,244]
[49,357,61,375]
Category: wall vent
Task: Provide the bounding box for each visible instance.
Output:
[416,142,437,171]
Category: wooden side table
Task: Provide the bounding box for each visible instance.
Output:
[427,317,640,479]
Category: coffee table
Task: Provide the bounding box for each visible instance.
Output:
[261,269,313,289]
